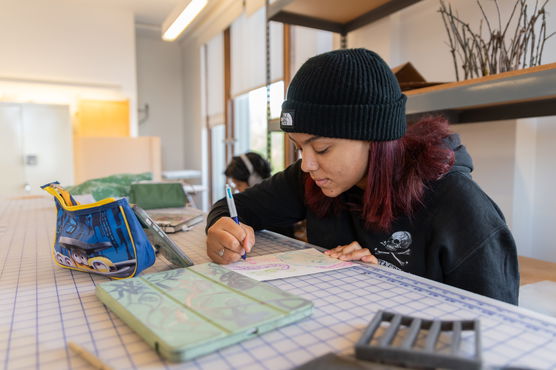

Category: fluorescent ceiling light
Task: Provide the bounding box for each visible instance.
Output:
[162,0,208,41]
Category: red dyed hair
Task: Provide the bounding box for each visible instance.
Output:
[304,115,455,232]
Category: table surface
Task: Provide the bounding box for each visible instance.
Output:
[1,197,556,370]
[518,256,556,285]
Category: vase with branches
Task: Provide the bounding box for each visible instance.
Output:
[439,0,554,81]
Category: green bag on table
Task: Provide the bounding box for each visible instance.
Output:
[67,172,153,201]
[129,183,187,210]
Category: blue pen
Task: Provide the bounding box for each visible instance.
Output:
[225,184,247,260]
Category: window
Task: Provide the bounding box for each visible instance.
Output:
[233,80,284,173]
[210,124,226,201]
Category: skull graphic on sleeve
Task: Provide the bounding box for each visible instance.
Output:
[374,231,412,267]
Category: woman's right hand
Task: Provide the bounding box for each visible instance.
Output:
[206,217,255,264]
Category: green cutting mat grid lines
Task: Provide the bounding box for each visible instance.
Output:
[1,198,556,370]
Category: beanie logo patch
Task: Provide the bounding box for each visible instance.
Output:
[280,111,294,127]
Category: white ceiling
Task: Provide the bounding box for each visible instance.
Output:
[101,0,183,26]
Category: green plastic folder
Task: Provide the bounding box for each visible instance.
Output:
[129,182,187,210]
[96,263,313,362]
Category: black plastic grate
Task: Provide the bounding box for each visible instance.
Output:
[355,310,481,370]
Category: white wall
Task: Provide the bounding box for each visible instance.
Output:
[136,32,185,171]
[0,0,137,132]
[348,0,556,261]
[532,116,556,261]
[135,32,205,206]
[450,121,516,227]
[181,42,204,174]
[347,16,393,65]
[512,119,537,257]
[181,40,206,209]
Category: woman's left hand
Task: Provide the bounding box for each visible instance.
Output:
[324,241,378,264]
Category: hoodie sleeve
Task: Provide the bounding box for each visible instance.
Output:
[443,225,519,304]
[206,160,307,232]
[429,172,519,304]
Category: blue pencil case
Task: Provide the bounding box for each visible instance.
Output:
[42,181,155,279]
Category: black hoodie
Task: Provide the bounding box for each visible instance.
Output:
[207,134,519,304]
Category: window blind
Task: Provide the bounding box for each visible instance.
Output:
[230,7,283,97]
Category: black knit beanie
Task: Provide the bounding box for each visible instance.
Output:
[280,48,407,141]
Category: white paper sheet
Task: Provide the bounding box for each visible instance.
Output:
[224,248,355,281]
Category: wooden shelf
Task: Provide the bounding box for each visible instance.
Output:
[405,63,556,124]
[267,1,556,124]
[267,0,422,34]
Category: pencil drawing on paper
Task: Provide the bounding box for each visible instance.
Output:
[224,248,355,281]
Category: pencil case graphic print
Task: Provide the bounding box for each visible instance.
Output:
[42,181,155,279]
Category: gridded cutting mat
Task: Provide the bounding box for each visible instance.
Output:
[1,197,556,370]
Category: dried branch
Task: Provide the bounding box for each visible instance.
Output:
[438,0,552,81]
[439,1,460,81]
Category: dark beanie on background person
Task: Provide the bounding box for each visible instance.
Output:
[280,48,407,141]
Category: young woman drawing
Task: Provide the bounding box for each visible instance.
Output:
[205,48,519,304]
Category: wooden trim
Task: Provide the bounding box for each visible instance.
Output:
[405,62,556,123]
[283,23,291,104]
[282,23,296,167]
[405,62,556,96]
